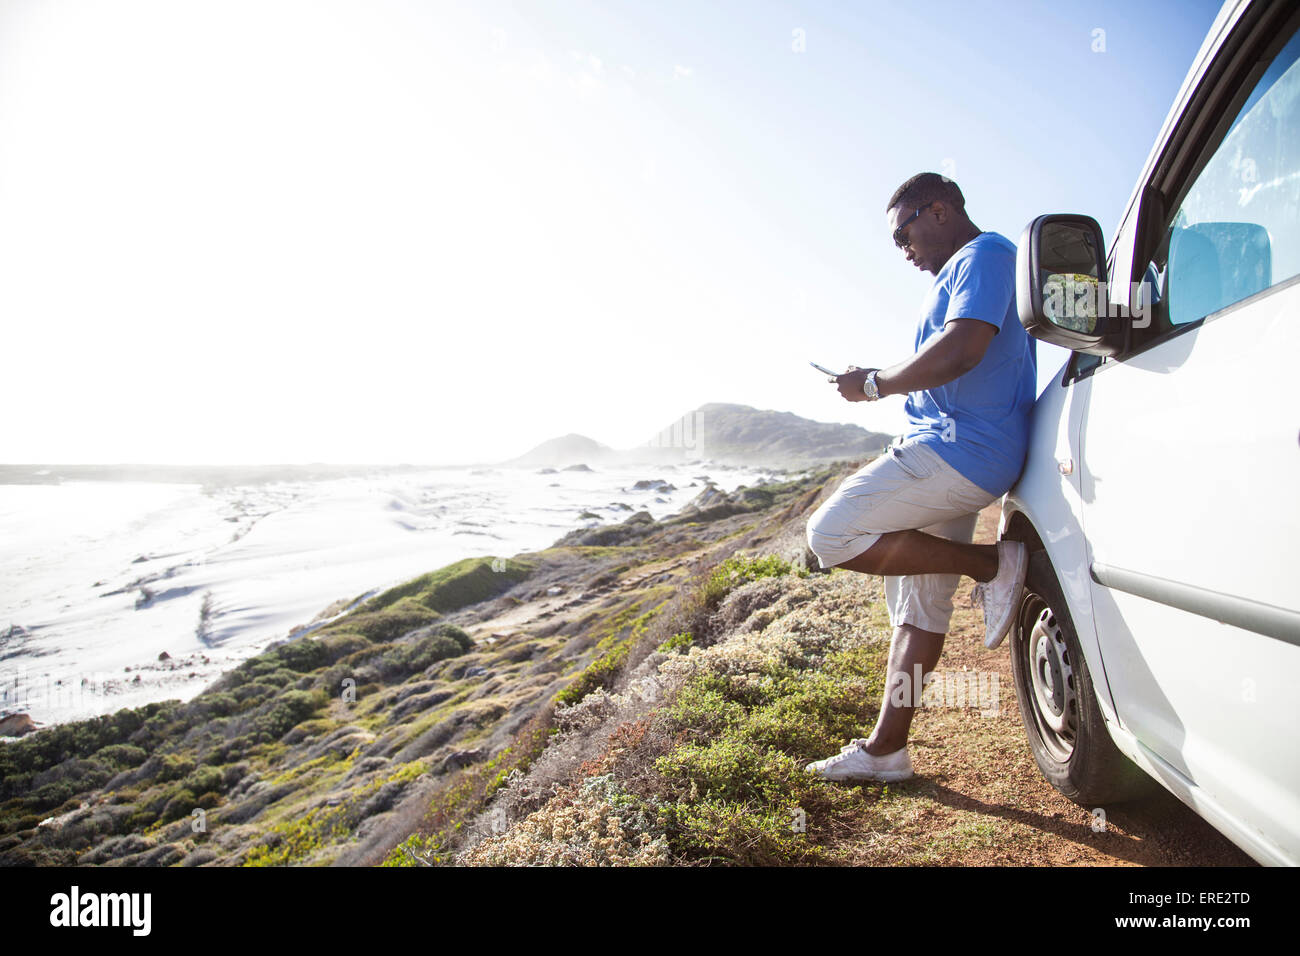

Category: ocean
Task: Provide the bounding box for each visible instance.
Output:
[0,462,790,728]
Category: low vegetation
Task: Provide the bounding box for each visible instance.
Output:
[0,467,853,866]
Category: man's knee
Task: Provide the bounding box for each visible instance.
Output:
[806,514,887,572]
[806,506,863,571]
[804,505,833,569]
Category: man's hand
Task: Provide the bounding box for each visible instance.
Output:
[834,365,879,402]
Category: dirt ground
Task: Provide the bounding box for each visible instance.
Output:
[843,503,1256,867]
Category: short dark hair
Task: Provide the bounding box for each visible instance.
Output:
[886,172,966,215]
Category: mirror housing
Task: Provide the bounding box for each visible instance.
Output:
[1016,214,1123,357]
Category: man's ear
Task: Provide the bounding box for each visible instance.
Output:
[930,200,948,225]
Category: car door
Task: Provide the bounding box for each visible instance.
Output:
[1079,12,1300,863]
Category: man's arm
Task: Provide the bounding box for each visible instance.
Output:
[835,318,996,401]
[875,318,996,396]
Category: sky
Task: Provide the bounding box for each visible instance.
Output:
[0,0,1225,465]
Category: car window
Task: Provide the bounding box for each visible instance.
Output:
[1145,25,1300,329]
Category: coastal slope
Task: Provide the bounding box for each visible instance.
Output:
[0,460,1252,867]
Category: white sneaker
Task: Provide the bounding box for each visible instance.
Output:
[971,540,1028,650]
[804,739,914,782]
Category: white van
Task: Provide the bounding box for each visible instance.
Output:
[1002,0,1300,866]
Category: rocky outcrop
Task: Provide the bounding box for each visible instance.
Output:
[0,713,37,737]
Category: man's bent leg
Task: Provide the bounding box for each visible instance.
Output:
[805,442,998,580]
[835,528,997,581]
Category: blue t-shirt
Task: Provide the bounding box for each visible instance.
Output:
[903,231,1037,497]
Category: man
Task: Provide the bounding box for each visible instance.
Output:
[803,172,1037,783]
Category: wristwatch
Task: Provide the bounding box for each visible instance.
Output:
[862,369,880,402]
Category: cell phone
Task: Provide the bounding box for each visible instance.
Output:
[809,361,843,377]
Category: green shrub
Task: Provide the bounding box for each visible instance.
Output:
[357,557,534,617]
[0,700,180,803]
[161,789,197,823]
[318,632,371,660]
[184,693,240,720]
[332,596,440,643]
[650,635,885,865]
[555,640,632,706]
[182,766,223,796]
[270,638,331,672]
[231,683,275,706]
[657,631,694,653]
[342,626,471,682]
[253,689,328,740]
[93,744,149,769]
[155,753,196,783]
[703,554,807,607]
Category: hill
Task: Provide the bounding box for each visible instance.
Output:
[502,402,893,470]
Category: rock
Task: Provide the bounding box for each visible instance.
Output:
[563,463,593,472]
[537,468,557,474]
[687,483,728,510]
[0,712,37,738]
[158,651,171,661]
[631,479,676,492]
[440,748,488,773]
[546,586,564,596]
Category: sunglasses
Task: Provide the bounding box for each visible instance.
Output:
[892,202,934,249]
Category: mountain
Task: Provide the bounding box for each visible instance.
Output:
[497,433,617,469]
[501,403,893,470]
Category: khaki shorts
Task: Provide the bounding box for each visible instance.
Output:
[805,441,997,633]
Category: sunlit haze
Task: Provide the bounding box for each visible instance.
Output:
[0,0,1222,465]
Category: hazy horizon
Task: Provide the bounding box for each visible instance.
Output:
[1,399,902,468]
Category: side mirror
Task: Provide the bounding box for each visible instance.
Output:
[1016,214,1122,356]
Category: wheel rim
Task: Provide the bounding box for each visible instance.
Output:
[1017,592,1078,763]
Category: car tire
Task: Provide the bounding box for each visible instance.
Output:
[1010,549,1155,806]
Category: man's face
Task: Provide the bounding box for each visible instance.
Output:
[887,201,944,276]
